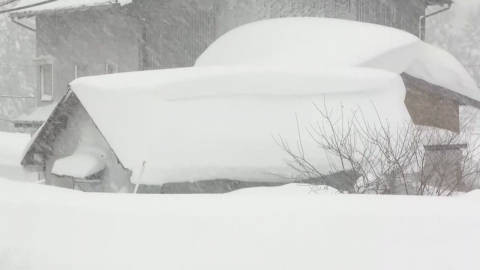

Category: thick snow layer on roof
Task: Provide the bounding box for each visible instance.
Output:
[405,42,480,101]
[70,66,410,185]
[196,18,421,74]
[15,103,57,122]
[52,147,107,178]
[11,0,132,17]
[0,177,479,270]
[196,17,480,101]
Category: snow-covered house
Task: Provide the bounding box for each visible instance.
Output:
[6,0,459,133]
[6,0,480,192]
[17,17,480,193]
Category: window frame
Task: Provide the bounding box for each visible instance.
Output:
[39,63,53,102]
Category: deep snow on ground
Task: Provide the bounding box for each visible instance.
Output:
[0,132,37,182]
[229,183,340,195]
[0,177,479,270]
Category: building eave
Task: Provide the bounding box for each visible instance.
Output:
[401,73,480,110]
[10,0,125,19]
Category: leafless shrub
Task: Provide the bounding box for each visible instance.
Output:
[274,101,480,196]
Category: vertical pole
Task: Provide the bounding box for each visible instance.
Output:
[134,183,140,194]
[134,161,146,194]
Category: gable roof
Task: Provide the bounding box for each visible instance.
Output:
[10,0,132,18]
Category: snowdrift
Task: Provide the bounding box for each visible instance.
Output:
[0,177,479,270]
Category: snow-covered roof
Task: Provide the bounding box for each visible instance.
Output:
[65,65,410,185]
[196,17,480,102]
[10,0,132,18]
[196,18,420,75]
[52,147,107,178]
[0,177,479,270]
[15,103,57,123]
[405,42,480,101]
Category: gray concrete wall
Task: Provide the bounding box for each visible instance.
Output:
[215,0,356,38]
[36,8,140,107]
[214,0,426,38]
[35,0,216,107]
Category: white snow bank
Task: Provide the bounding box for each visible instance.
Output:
[15,103,57,122]
[405,42,480,101]
[0,132,31,165]
[52,147,107,178]
[462,189,480,199]
[0,132,37,182]
[196,17,421,74]
[0,177,479,270]
[11,0,132,18]
[229,183,340,195]
[70,66,410,185]
[196,17,480,101]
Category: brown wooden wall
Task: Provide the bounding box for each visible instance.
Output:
[402,74,460,132]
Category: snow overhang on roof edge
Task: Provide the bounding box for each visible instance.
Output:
[423,0,454,6]
[9,0,130,19]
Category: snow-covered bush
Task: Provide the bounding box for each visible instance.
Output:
[276,102,480,196]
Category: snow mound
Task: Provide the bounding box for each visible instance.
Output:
[0,176,479,270]
[462,189,480,199]
[228,183,339,196]
[0,132,31,165]
[52,147,107,178]
[196,17,420,74]
[0,132,38,182]
[70,66,410,185]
